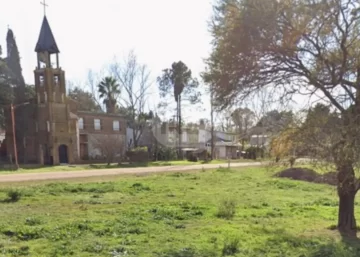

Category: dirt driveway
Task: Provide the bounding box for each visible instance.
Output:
[0,162,262,183]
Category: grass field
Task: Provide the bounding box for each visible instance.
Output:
[0,159,254,174]
[0,166,359,257]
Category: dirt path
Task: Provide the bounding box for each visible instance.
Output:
[0,162,263,183]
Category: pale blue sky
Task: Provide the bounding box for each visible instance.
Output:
[0,0,213,122]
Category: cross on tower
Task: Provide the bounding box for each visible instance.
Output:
[40,0,48,16]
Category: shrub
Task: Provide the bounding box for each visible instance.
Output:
[126,147,149,162]
[187,153,198,162]
[244,146,265,160]
[222,237,240,256]
[216,199,237,220]
[289,156,296,167]
[155,146,178,161]
[6,189,22,202]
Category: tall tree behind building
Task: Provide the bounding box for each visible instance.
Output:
[6,29,28,163]
[6,29,25,102]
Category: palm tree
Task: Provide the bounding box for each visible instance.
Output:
[158,61,200,159]
[97,76,120,113]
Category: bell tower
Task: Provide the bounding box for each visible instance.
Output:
[34,15,76,165]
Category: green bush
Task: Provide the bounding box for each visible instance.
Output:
[6,189,22,202]
[127,146,149,162]
[187,153,198,162]
[156,146,178,161]
[130,146,148,153]
[245,146,265,160]
[216,199,237,220]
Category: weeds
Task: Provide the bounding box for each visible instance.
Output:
[5,189,22,202]
[222,237,240,256]
[216,199,237,220]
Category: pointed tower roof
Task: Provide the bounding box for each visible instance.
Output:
[35,16,60,54]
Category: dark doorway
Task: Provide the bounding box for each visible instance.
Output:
[58,144,68,163]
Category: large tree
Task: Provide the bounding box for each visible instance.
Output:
[6,29,30,163]
[0,46,13,129]
[97,76,120,114]
[256,110,294,135]
[68,87,102,112]
[231,107,255,147]
[6,29,25,98]
[205,0,360,237]
[110,51,154,148]
[157,61,200,157]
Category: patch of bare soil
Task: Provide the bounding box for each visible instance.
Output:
[275,167,337,186]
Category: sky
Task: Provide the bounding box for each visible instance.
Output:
[0,0,214,122]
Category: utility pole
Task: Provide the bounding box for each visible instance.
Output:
[10,104,18,170]
[210,86,215,160]
[10,102,29,170]
[178,95,182,159]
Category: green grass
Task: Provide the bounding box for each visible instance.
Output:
[0,159,257,174]
[0,167,358,256]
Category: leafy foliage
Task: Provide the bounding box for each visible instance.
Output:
[0,47,13,129]
[68,87,102,112]
[97,76,120,113]
[231,107,255,139]
[6,29,25,95]
[158,61,200,103]
[270,127,299,159]
[256,110,294,135]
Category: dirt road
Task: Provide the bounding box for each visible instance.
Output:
[0,162,263,183]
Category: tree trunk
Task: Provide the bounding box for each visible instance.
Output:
[337,163,358,238]
[210,90,215,160]
[210,112,215,160]
[178,96,182,160]
[133,127,138,148]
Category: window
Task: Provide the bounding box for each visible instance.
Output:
[61,93,65,103]
[113,120,120,131]
[35,122,38,132]
[44,92,48,103]
[39,75,45,86]
[37,93,40,103]
[79,118,84,130]
[94,119,101,130]
[46,121,50,132]
[54,75,59,86]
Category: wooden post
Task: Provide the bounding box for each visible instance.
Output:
[11,104,19,170]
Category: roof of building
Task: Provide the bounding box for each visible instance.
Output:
[35,16,60,54]
[206,136,232,144]
[77,111,125,118]
[69,112,78,119]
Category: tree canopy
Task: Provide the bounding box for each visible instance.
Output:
[206,0,360,110]
[97,76,120,114]
[68,87,102,112]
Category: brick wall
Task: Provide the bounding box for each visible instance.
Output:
[77,112,126,160]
